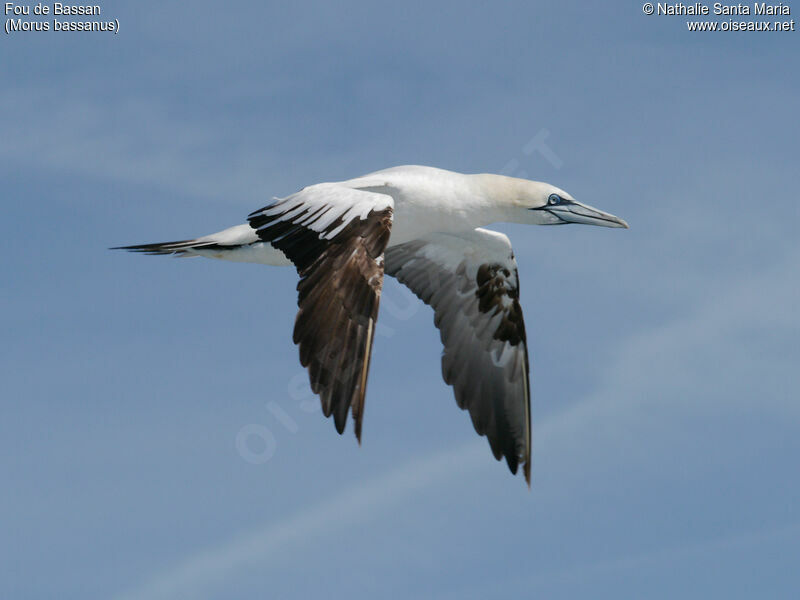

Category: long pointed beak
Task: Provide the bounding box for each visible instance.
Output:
[547,201,629,228]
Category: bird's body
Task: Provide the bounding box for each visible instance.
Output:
[187,166,517,265]
[345,165,506,244]
[116,165,628,485]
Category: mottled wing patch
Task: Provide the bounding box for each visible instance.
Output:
[475,263,527,347]
[385,230,531,485]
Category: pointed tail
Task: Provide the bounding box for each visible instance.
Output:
[110,239,223,256]
[112,224,260,256]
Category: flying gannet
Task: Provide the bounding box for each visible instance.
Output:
[115,165,628,484]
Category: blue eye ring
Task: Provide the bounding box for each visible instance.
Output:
[548,194,560,205]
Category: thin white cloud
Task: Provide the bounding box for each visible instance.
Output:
[113,440,489,600]
[0,88,280,204]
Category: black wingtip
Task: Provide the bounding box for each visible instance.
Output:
[503,450,531,488]
[333,415,347,436]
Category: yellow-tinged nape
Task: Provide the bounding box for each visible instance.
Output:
[469,173,573,210]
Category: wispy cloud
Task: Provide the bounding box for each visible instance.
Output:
[0,88,280,204]
[113,440,488,600]
[114,244,799,599]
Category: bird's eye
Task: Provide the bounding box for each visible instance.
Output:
[548,194,560,205]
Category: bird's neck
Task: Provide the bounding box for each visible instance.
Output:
[467,173,529,224]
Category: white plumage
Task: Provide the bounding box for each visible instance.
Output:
[116,165,628,484]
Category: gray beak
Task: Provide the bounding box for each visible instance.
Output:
[546,200,629,228]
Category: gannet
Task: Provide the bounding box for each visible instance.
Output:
[115,165,628,484]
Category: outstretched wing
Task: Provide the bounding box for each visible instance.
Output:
[248,184,394,441]
[385,228,531,484]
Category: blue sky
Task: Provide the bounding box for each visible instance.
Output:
[2,1,799,598]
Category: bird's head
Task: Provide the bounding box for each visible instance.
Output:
[503,178,629,229]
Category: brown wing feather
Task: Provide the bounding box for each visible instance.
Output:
[250,206,393,441]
